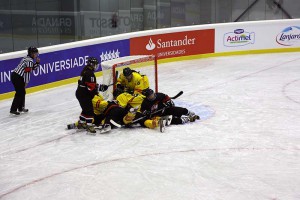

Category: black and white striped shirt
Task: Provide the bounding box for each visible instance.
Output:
[14,56,38,83]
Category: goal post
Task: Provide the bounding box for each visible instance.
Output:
[101,55,158,100]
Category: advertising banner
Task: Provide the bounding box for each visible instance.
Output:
[0,39,129,95]
[130,29,215,59]
[276,26,300,46]
[215,22,300,52]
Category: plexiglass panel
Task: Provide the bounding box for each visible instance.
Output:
[284,0,300,18]
[156,0,170,28]
[216,0,232,23]
[100,0,119,36]
[36,0,61,47]
[118,0,131,34]
[171,0,184,27]
[249,0,265,21]
[185,0,200,25]
[79,0,101,40]
[0,1,13,53]
[232,0,250,22]
[130,0,144,32]
[1,0,299,54]
[143,0,156,30]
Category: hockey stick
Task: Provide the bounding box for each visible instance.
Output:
[131,90,183,123]
[110,91,183,127]
[110,119,123,128]
[170,90,183,100]
[100,70,119,90]
[66,123,111,134]
[110,115,173,132]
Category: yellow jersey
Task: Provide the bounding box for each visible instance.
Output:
[117,72,149,95]
[116,92,144,111]
[92,94,109,115]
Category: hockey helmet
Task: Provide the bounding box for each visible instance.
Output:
[142,88,154,97]
[143,88,156,101]
[123,67,132,77]
[27,46,39,56]
[113,87,124,98]
[87,57,99,71]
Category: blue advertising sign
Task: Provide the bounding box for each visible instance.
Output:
[0,39,130,94]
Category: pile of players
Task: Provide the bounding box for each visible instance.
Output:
[71,57,200,134]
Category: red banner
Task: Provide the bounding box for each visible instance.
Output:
[130,29,215,59]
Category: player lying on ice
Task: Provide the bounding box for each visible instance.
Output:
[111,88,200,132]
[69,87,200,134]
[69,91,127,135]
[111,87,159,129]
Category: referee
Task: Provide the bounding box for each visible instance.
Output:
[10,47,40,115]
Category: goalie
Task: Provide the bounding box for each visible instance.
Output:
[116,67,149,95]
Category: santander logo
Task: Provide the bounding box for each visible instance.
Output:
[145,35,196,51]
[146,38,156,50]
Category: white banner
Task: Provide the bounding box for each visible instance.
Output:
[215,19,300,52]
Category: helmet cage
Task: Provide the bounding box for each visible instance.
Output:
[123,67,132,77]
[87,57,99,71]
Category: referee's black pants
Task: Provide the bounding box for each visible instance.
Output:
[10,72,26,112]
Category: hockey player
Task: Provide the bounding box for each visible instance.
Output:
[91,94,108,126]
[113,87,144,110]
[112,88,170,131]
[76,57,99,133]
[68,93,125,132]
[10,46,40,115]
[112,87,145,126]
[116,67,149,95]
[140,89,200,126]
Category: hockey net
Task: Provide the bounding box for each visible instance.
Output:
[100,55,158,100]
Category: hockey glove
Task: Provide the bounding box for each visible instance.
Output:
[142,110,151,118]
[125,89,134,94]
[129,106,139,114]
[98,84,108,92]
[33,57,40,70]
[163,100,174,108]
[116,84,124,90]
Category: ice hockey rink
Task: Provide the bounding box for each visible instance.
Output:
[0,52,299,200]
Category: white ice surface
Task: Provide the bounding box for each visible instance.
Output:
[0,52,299,200]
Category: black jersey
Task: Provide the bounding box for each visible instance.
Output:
[140,92,170,114]
[77,66,97,95]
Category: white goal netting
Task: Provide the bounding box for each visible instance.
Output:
[100,55,158,100]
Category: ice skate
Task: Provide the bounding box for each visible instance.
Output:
[159,115,172,133]
[10,110,20,115]
[95,124,111,134]
[18,108,29,113]
[188,111,200,122]
[76,121,87,129]
[86,124,96,135]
